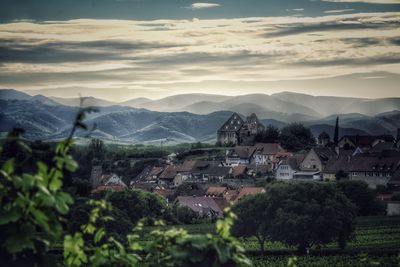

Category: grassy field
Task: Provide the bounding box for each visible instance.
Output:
[146,216,400,267]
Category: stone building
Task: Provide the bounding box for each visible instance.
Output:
[217,112,244,145]
[239,113,265,145]
[217,112,264,146]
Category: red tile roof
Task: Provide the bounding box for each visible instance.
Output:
[206,186,227,196]
[236,187,265,200]
[232,165,247,177]
[159,165,178,180]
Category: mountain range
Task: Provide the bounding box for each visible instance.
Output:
[0,89,399,144]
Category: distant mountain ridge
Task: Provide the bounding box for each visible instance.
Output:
[6,89,399,120]
[1,89,399,144]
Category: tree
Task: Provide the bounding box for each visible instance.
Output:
[173,205,200,224]
[266,183,356,253]
[255,125,280,143]
[280,123,316,151]
[231,193,271,255]
[336,180,385,216]
[87,138,106,161]
[92,189,169,225]
[233,183,357,254]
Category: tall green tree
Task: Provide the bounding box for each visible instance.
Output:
[231,193,271,255]
[280,123,316,151]
[88,138,106,161]
[255,125,280,143]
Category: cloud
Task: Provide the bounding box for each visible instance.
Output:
[322,0,400,3]
[286,8,305,11]
[189,3,220,10]
[324,9,355,13]
[264,17,400,38]
[0,13,399,100]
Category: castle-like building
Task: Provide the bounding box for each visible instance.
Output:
[217,113,264,146]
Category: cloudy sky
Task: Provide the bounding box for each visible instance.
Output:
[0,0,400,101]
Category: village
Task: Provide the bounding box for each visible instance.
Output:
[89,112,400,219]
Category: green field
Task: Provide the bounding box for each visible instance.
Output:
[146,216,400,267]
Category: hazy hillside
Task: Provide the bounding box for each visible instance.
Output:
[10,89,399,121]
[1,89,399,144]
[50,96,116,107]
[0,89,32,100]
[272,92,400,117]
[134,94,232,111]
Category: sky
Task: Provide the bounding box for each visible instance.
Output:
[0,0,400,101]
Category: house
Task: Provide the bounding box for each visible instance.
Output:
[159,165,178,185]
[276,156,302,180]
[93,173,127,193]
[171,160,198,187]
[175,196,225,218]
[235,187,266,202]
[226,146,256,166]
[348,154,400,189]
[251,143,286,169]
[300,147,337,172]
[133,165,164,184]
[176,160,197,180]
[217,112,264,146]
[338,135,394,150]
[104,174,126,186]
[190,160,216,180]
[322,150,353,181]
[202,166,232,182]
[206,186,228,197]
[246,164,272,177]
[232,165,247,179]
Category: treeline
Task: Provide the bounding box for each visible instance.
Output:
[255,123,316,151]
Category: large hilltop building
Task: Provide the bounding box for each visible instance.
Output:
[217,112,264,146]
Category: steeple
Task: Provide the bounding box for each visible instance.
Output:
[334,116,339,146]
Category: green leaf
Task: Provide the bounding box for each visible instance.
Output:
[54,192,73,214]
[20,174,36,190]
[3,223,35,254]
[30,208,49,230]
[49,176,62,192]
[0,208,22,225]
[64,156,78,172]
[94,228,105,244]
[64,233,87,267]
[2,159,14,175]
